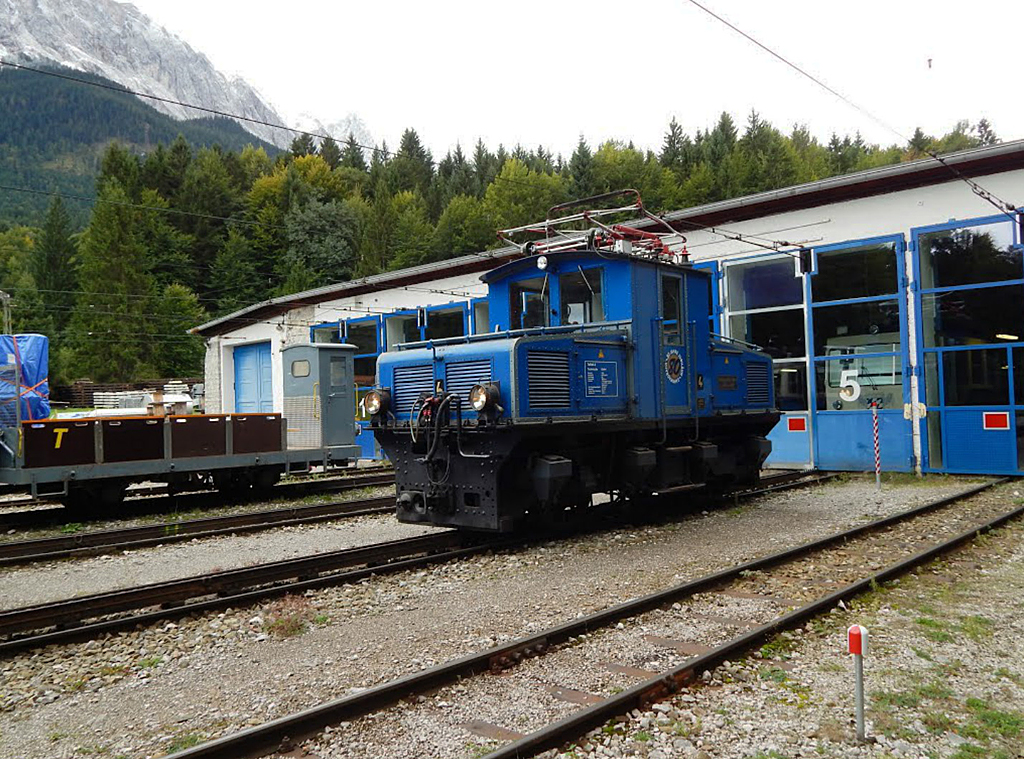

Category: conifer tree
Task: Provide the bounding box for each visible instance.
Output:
[151,283,206,376]
[472,139,497,195]
[390,128,434,195]
[211,229,262,316]
[68,183,157,381]
[342,133,368,172]
[976,118,998,146]
[568,137,596,199]
[165,135,193,199]
[290,133,317,157]
[660,117,686,170]
[319,135,342,170]
[33,194,78,333]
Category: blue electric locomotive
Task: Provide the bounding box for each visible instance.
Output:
[365,198,779,531]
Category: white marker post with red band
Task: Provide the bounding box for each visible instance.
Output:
[871,402,881,491]
[848,624,869,741]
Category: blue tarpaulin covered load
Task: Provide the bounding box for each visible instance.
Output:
[0,334,50,426]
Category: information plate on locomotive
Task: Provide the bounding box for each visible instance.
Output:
[584,360,619,398]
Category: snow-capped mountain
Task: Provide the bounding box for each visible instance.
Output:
[292,112,376,152]
[0,0,292,147]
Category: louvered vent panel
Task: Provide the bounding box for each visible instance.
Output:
[745,362,771,406]
[392,364,434,414]
[527,351,571,409]
[445,360,491,406]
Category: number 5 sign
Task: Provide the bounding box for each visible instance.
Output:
[839,368,861,402]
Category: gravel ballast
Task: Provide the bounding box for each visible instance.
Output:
[0,476,1002,759]
[556,500,1024,759]
[0,511,437,610]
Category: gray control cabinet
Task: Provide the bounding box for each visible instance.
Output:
[282,344,356,449]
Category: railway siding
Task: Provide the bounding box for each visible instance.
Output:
[0,477,1002,758]
[558,516,1024,759]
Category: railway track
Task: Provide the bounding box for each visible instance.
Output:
[0,471,827,655]
[0,494,397,566]
[0,468,395,530]
[0,529,494,654]
[163,478,1016,759]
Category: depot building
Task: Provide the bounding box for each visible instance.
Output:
[194,140,1024,476]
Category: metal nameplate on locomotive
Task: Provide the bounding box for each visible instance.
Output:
[717,375,738,391]
[584,360,619,398]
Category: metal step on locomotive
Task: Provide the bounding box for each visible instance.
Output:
[364,191,781,532]
[0,338,360,511]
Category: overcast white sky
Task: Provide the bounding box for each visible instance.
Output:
[129,0,1018,159]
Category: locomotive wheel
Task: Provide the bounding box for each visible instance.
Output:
[252,466,281,492]
[97,480,127,509]
[62,484,93,515]
[213,469,253,500]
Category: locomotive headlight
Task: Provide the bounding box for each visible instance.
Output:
[364,389,388,416]
[469,383,499,412]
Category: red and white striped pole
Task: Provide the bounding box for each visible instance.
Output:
[848,624,869,741]
[871,402,881,491]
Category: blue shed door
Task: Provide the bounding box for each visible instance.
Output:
[234,342,274,413]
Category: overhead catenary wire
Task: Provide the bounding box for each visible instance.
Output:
[0,59,549,175]
[0,183,286,231]
[6,44,1013,328]
[681,0,1019,221]
[3,57,809,262]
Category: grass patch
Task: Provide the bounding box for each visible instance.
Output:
[166,733,202,753]
[922,711,956,733]
[960,615,995,641]
[952,745,987,759]
[59,523,84,534]
[992,667,1023,685]
[137,656,162,669]
[760,666,789,683]
[97,664,129,677]
[915,681,954,701]
[964,698,1024,739]
[915,616,954,643]
[466,741,496,759]
[760,633,796,659]
[263,595,314,638]
[63,676,88,692]
[872,690,920,709]
[912,646,934,661]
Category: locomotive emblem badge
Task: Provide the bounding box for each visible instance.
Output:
[665,349,683,384]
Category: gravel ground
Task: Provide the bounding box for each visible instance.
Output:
[0,476,993,759]
[303,478,1018,759]
[0,474,394,545]
[0,505,435,609]
[558,496,1024,759]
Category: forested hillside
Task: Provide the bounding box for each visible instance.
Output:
[0,67,278,223]
[0,87,1000,383]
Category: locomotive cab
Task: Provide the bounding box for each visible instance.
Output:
[369,201,779,531]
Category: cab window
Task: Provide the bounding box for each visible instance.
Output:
[559,267,604,325]
[510,276,549,329]
[661,275,681,337]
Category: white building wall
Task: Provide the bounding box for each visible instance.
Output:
[311,272,488,326]
[681,171,1023,264]
[204,169,1024,431]
[206,272,487,414]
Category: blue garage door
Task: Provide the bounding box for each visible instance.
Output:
[809,237,914,472]
[234,342,274,413]
[722,254,812,468]
[913,216,1024,474]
